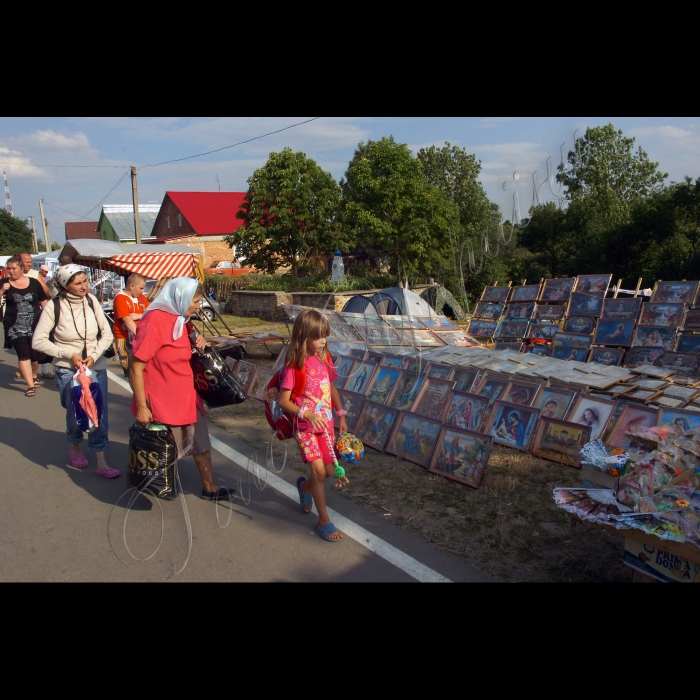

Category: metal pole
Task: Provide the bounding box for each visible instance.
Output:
[130,166,141,244]
[38,199,50,252]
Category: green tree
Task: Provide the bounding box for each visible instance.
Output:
[0,210,34,255]
[226,148,344,277]
[340,136,458,280]
[36,241,62,252]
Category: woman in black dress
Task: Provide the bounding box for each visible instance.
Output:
[1,256,49,396]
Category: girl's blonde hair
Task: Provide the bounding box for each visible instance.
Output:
[285,309,330,370]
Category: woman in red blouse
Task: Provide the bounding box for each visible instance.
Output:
[129,278,235,501]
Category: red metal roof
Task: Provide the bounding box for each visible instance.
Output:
[65,221,100,240]
[165,192,246,235]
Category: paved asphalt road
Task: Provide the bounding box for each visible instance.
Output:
[0,348,492,582]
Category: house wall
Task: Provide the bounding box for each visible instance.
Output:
[159,235,233,269]
[100,219,119,242]
[150,198,197,239]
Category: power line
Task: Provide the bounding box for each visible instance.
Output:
[79,170,129,220]
[138,117,322,169]
[42,202,84,219]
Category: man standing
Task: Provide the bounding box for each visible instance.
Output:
[112,273,149,378]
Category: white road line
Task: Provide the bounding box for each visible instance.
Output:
[107,369,451,583]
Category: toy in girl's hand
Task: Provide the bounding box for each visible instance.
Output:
[335,463,349,488]
[336,432,364,464]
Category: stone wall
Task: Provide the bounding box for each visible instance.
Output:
[225,290,293,322]
[159,234,232,269]
[291,290,379,312]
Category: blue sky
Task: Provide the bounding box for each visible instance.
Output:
[1,116,698,244]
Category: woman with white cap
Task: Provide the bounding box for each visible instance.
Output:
[32,264,119,478]
[129,277,235,500]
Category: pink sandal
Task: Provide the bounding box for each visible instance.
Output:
[95,467,121,479]
[68,449,89,469]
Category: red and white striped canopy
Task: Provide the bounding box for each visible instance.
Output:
[101,251,199,279]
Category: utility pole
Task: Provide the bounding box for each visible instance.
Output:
[38,199,50,252]
[215,174,220,191]
[30,216,38,254]
[130,166,141,244]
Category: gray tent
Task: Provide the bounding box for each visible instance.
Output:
[342,287,436,316]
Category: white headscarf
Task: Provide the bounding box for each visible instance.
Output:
[141,277,199,340]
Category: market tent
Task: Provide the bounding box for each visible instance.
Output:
[58,239,203,280]
[342,286,436,316]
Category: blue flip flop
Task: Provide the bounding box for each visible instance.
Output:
[315,522,342,542]
[296,476,312,513]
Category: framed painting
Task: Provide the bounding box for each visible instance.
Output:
[655,352,700,376]
[467,320,499,338]
[233,360,256,394]
[480,286,511,303]
[552,346,589,362]
[398,329,445,347]
[540,278,576,302]
[494,341,524,352]
[452,368,482,394]
[484,400,540,451]
[473,302,505,320]
[661,384,700,401]
[656,408,700,432]
[527,323,559,340]
[623,346,665,367]
[410,377,456,419]
[531,418,591,468]
[326,318,365,343]
[552,331,592,350]
[495,319,530,339]
[567,292,604,318]
[683,309,700,330]
[441,391,489,433]
[336,390,365,433]
[327,341,367,359]
[592,320,636,347]
[333,355,355,390]
[534,386,577,420]
[345,360,378,394]
[364,351,384,364]
[574,274,612,297]
[388,371,427,411]
[510,284,540,302]
[415,315,462,331]
[639,302,684,328]
[675,333,700,353]
[651,280,698,304]
[563,316,596,335]
[504,302,536,320]
[601,297,643,321]
[382,315,427,330]
[426,363,454,380]
[565,394,618,441]
[633,378,669,390]
[474,375,512,408]
[632,326,677,352]
[365,366,402,404]
[363,325,404,346]
[247,366,275,401]
[587,346,626,366]
[618,387,662,403]
[384,412,443,466]
[380,355,405,369]
[533,304,567,322]
[523,344,552,357]
[401,356,425,373]
[433,331,479,347]
[504,380,541,407]
[354,401,399,451]
[428,427,493,488]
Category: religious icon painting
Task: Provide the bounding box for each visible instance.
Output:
[388,371,427,411]
[604,403,659,452]
[333,355,355,390]
[433,331,479,347]
[552,346,589,362]
[623,346,665,368]
[440,391,489,433]
[601,297,643,321]
[563,316,596,335]
[534,386,577,421]
[474,375,513,413]
[655,352,700,376]
[523,344,552,357]
[494,342,524,352]
[364,366,402,404]
[573,274,612,298]
[233,360,257,394]
[592,320,636,347]
[504,380,540,407]
[552,331,592,350]
[428,427,493,489]
[327,341,367,359]
[495,319,530,340]
[364,351,385,364]
[345,361,378,395]
[656,408,700,432]
[533,304,567,322]
[416,315,462,331]
[632,326,677,352]
[355,401,399,451]
[531,418,591,469]
[426,363,455,380]
[484,400,540,452]
[410,377,456,420]
[587,346,626,367]
[473,302,505,320]
[381,315,428,330]
[638,303,685,328]
[675,333,700,354]
[384,412,443,468]
[504,302,536,320]
[398,329,445,347]
[540,278,576,302]
[565,394,618,442]
[336,390,365,433]
[248,367,275,402]
[650,280,698,304]
[451,368,483,394]
[380,355,405,369]
[510,284,541,302]
[480,286,511,303]
[683,309,700,330]
[567,292,604,318]
[467,320,499,338]
[527,323,559,340]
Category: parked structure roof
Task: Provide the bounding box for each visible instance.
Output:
[99,204,161,239]
[159,191,246,235]
[64,221,100,240]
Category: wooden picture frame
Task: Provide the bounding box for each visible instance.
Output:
[384,411,443,467]
[336,390,365,433]
[473,302,505,320]
[540,278,576,302]
[428,427,493,488]
[504,302,536,320]
[618,387,663,403]
[565,394,618,441]
[474,374,512,404]
[604,403,659,451]
[247,366,275,401]
[592,319,636,347]
[494,341,524,352]
[527,323,559,340]
[398,329,445,347]
[639,302,684,328]
[387,371,427,411]
[504,380,541,407]
[510,284,540,302]
[382,315,427,330]
[567,292,604,318]
[574,274,612,297]
[523,344,552,357]
[601,297,642,321]
[354,401,399,451]
[415,315,462,331]
[675,333,700,353]
[484,400,540,451]
[410,376,456,419]
[655,352,700,376]
[623,346,666,368]
[232,360,257,394]
[495,319,530,339]
[552,346,589,362]
[651,280,698,304]
[326,318,365,343]
[656,408,700,432]
[344,360,378,394]
[441,391,490,432]
[480,286,511,303]
[434,331,479,347]
[467,319,499,338]
[552,331,592,350]
[587,346,626,366]
[533,386,577,421]
[631,326,677,352]
[364,366,402,404]
[425,363,454,380]
[333,355,355,390]
[563,316,596,335]
[661,384,700,401]
[531,418,591,468]
[380,355,405,368]
[533,304,567,322]
[451,368,483,394]
[682,309,700,330]
[326,341,367,359]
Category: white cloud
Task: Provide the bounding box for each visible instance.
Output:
[631,125,693,140]
[0,146,48,178]
[15,129,99,157]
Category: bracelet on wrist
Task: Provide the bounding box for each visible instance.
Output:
[297,407,306,420]
[336,409,347,417]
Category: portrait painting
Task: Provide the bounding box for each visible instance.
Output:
[533,304,567,322]
[540,278,576,301]
[531,418,591,468]
[563,316,596,335]
[426,363,454,380]
[495,319,530,339]
[505,380,540,406]
[682,309,700,330]
[504,302,536,320]
[452,368,482,394]
[494,342,524,352]
[410,377,456,419]
[388,371,426,411]
[415,315,461,331]
[623,346,665,367]
[428,427,493,488]
[655,352,700,376]
[574,274,612,297]
[602,403,658,453]
[566,395,618,441]
[480,286,511,303]
[510,284,540,302]
[336,390,365,433]
[656,408,700,433]
[467,320,499,338]
[355,401,399,451]
[527,323,559,340]
[552,346,589,362]
[567,292,604,318]
[345,361,378,394]
[474,376,512,409]
[248,367,275,401]
[233,360,256,394]
[365,367,401,404]
[474,302,505,320]
[587,347,626,367]
[639,303,684,328]
[333,355,355,390]
[632,326,677,352]
[601,297,642,321]
[534,387,576,420]
[382,315,427,330]
[485,400,540,452]
[675,334,700,353]
[441,391,489,433]
[651,280,698,304]
[384,412,443,467]
[592,320,635,347]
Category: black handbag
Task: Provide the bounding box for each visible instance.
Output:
[127,420,178,500]
[190,342,247,408]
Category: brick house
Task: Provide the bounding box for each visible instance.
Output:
[65,221,100,240]
[149,192,245,268]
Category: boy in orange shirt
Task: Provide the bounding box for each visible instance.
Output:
[112,273,149,377]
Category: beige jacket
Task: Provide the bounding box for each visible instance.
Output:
[32,293,114,370]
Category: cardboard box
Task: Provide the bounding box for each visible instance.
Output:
[623,538,700,583]
[582,466,619,490]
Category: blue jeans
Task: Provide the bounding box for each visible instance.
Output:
[55,366,110,452]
